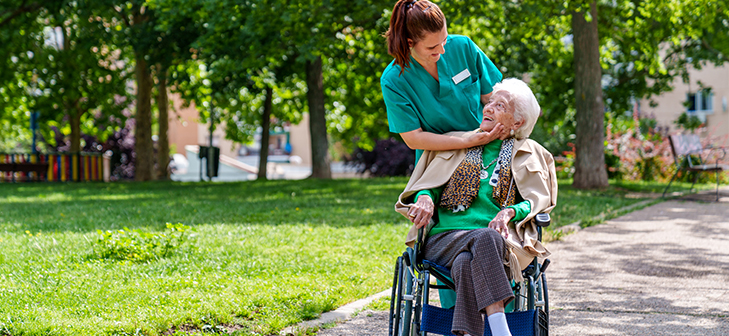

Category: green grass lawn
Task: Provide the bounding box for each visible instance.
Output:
[0,177,709,335]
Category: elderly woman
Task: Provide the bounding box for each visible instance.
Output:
[395,78,557,336]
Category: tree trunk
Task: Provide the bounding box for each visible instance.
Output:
[572,2,608,189]
[305,56,331,179]
[257,86,273,180]
[70,107,81,153]
[63,20,80,154]
[134,51,154,181]
[70,106,84,182]
[156,64,170,180]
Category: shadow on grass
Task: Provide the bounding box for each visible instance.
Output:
[4,178,714,234]
[0,178,410,234]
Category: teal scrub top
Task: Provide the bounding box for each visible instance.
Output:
[381,35,503,162]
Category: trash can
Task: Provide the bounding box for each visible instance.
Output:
[198,146,220,177]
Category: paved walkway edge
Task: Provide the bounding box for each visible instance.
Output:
[281,289,391,335]
[554,198,658,235]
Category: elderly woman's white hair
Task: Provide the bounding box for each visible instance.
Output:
[491,78,540,139]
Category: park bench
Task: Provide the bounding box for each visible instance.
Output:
[0,162,49,182]
[663,134,728,201]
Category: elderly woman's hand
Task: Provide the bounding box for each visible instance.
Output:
[489,208,515,239]
[407,194,434,228]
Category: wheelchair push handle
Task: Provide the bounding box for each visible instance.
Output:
[535,213,551,227]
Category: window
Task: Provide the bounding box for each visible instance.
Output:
[686,93,696,111]
[686,90,714,123]
[687,90,714,113]
[700,92,713,111]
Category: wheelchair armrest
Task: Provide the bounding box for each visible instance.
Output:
[415,217,438,267]
[535,213,551,227]
[415,227,424,267]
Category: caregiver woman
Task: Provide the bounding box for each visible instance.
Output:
[382,0,505,162]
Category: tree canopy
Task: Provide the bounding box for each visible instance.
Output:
[0,0,132,153]
[1,0,727,185]
[440,0,728,188]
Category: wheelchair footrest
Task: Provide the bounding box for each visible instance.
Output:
[422,304,547,336]
[421,304,456,336]
[484,309,548,336]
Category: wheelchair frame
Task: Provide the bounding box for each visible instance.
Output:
[389,213,551,336]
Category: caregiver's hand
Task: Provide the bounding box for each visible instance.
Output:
[489,208,514,239]
[407,194,434,229]
[469,123,505,146]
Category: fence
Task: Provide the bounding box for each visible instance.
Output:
[0,152,107,183]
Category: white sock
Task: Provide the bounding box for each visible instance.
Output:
[487,312,512,336]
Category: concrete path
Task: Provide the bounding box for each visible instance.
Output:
[316,190,729,335]
[548,197,729,335]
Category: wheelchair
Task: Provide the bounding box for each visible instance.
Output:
[389,213,551,336]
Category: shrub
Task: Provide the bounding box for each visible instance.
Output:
[674,112,703,131]
[605,116,674,182]
[553,142,621,180]
[554,143,575,179]
[45,119,137,181]
[604,151,622,180]
[607,129,673,182]
[346,138,415,177]
[92,223,191,262]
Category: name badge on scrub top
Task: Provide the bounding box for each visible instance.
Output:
[452,69,471,85]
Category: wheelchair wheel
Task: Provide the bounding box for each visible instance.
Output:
[532,272,549,335]
[511,271,549,335]
[389,256,402,336]
[513,277,527,311]
[541,272,549,321]
[389,256,415,336]
[512,267,548,314]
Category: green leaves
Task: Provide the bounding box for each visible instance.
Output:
[92,223,191,262]
[0,0,134,152]
[3,0,726,169]
[437,0,728,156]
[158,0,395,155]
[673,112,703,131]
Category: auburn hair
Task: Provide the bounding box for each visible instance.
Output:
[385,0,446,76]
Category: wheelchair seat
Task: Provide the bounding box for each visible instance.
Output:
[421,260,451,282]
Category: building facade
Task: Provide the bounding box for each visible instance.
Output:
[166,93,312,164]
[638,62,729,145]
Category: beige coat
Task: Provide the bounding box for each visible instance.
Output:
[395,130,558,276]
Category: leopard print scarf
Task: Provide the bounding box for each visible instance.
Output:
[492,138,515,208]
[440,138,515,212]
[439,146,483,212]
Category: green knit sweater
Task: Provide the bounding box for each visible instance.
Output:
[415,140,530,237]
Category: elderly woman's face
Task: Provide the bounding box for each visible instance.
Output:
[480,91,522,133]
